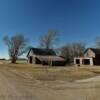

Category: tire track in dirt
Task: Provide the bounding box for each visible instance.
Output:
[0,68,38,100]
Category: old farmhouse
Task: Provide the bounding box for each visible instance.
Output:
[27,48,66,66]
[74,48,100,66]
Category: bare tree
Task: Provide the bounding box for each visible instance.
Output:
[39,29,58,49]
[95,37,100,48]
[60,42,85,64]
[3,34,28,63]
[70,42,86,57]
[60,44,71,63]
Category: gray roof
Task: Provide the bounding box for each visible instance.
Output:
[27,47,56,56]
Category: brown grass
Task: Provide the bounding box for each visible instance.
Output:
[0,63,100,100]
[0,63,99,81]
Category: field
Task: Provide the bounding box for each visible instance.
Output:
[0,62,100,100]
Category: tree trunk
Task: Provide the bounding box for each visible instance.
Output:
[11,58,17,63]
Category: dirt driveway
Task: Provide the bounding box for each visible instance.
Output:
[0,65,100,100]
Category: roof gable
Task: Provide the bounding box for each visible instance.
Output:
[85,48,100,55]
[27,48,56,56]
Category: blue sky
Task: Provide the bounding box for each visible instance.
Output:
[0,0,100,58]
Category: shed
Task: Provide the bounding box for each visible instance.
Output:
[27,48,66,66]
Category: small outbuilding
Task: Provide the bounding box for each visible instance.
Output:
[74,48,100,66]
[27,48,66,66]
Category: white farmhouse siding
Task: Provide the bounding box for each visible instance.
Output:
[84,49,95,58]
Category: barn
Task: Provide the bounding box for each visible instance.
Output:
[74,48,100,66]
[27,48,66,66]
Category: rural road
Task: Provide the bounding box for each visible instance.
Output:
[0,66,75,100]
[0,66,100,100]
[0,68,36,100]
[0,66,73,100]
[76,75,100,83]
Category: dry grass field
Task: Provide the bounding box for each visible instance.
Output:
[0,62,100,100]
